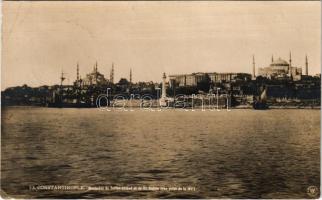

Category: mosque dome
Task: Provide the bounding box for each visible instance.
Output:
[270,57,289,67]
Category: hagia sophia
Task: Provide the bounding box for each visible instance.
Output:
[168,52,310,88]
[256,52,308,81]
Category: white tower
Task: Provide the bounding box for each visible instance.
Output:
[160,72,167,107]
[161,72,167,98]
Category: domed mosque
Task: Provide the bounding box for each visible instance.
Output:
[74,61,109,87]
[257,52,305,81]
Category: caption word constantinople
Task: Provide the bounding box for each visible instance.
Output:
[29,185,196,192]
[96,88,231,111]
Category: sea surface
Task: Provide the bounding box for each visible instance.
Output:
[1,107,320,198]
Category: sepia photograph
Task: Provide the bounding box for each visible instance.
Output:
[1,1,321,199]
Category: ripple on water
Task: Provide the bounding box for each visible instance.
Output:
[1,108,320,198]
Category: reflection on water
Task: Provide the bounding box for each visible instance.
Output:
[1,107,320,198]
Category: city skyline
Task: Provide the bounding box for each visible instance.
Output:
[2,1,321,89]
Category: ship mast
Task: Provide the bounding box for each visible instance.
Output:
[60,70,66,87]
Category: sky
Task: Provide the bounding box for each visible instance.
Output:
[2,1,321,89]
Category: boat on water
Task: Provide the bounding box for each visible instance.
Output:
[253,87,269,110]
[46,71,99,108]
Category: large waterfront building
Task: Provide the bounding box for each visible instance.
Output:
[168,72,251,87]
[258,53,303,81]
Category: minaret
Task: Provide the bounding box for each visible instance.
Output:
[92,61,98,84]
[289,51,292,77]
[110,63,114,83]
[129,68,132,84]
[305,55,308,75]
[76,62,80,81]
[95,61,98,73]
[271,55,274,63]
[252,55,256,80]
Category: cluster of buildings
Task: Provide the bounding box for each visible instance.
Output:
[62,52,314,91]
[2,51,320,107]
[168,72,251,87]
[168,52,312,87]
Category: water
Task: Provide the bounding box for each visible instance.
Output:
[1,107,320,198]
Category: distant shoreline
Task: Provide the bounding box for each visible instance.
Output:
[1,105,321,110]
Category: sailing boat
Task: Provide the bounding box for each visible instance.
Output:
[253,86,269,110]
